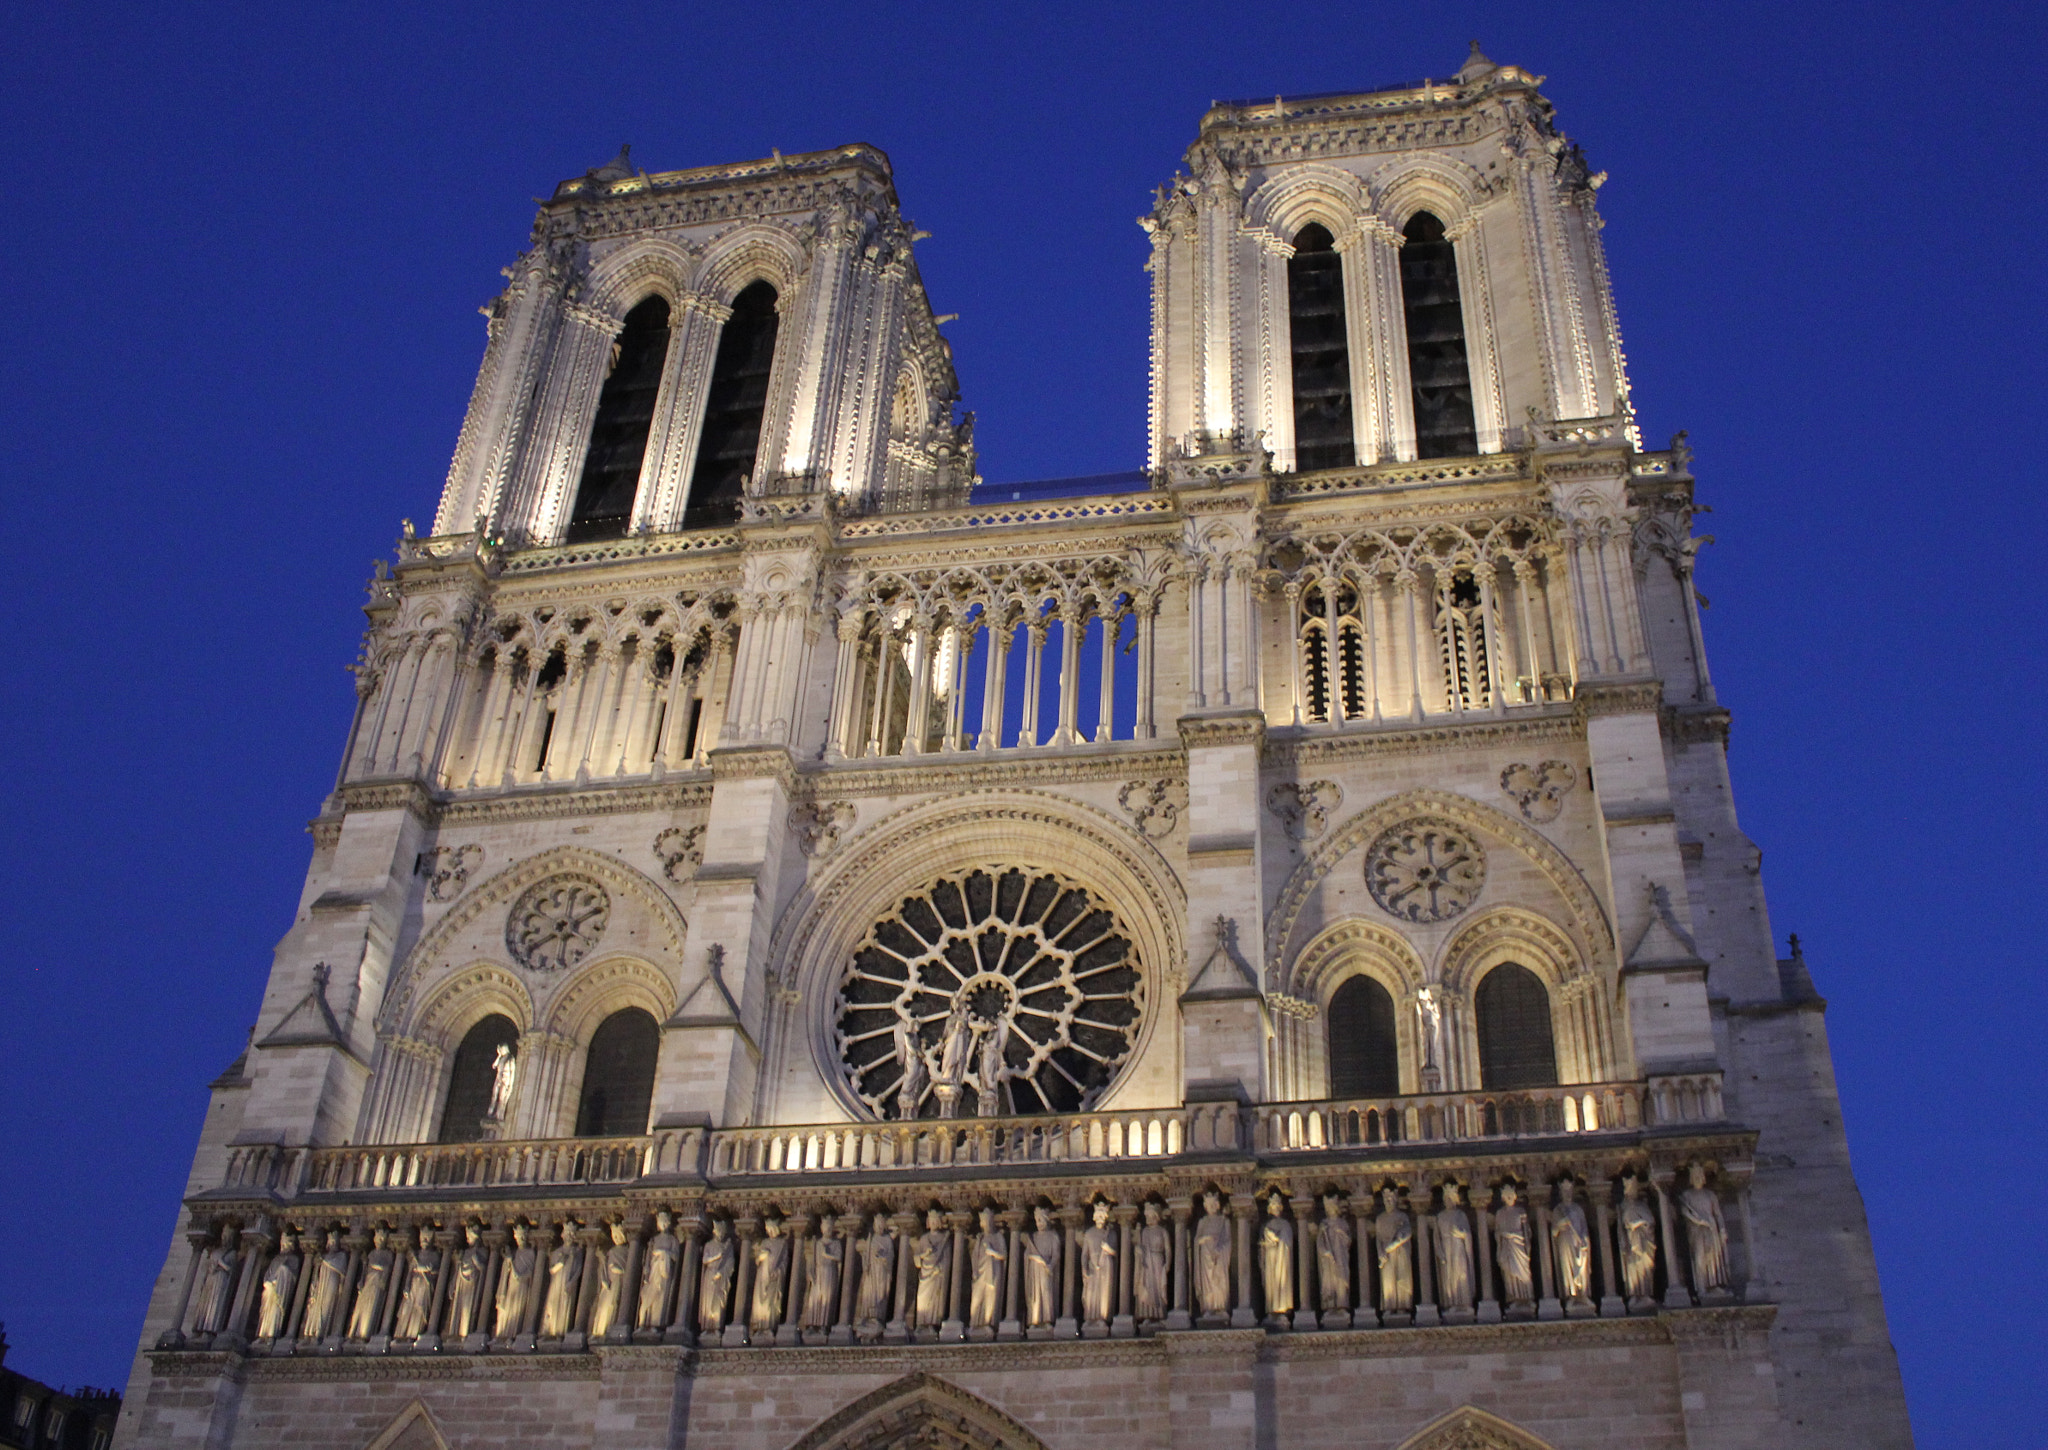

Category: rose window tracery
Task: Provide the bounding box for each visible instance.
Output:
[1363,820,1486,923]
[835,869,1144,1119]
[506,874,611,971]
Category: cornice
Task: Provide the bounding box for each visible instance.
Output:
[1179,712,1267,750]
[801,745,1185,800]
[312,778,713,847]
[1575,681,1665,719]
[1661,705,1731,751]
[1263,710,1580,767]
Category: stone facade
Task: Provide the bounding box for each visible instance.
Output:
[114,48,1911,1450]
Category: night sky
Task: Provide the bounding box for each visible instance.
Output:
[2,4,2041,1444]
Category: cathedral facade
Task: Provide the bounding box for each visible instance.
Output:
[116,49,1912,1450]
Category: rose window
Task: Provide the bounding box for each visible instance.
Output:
[835,869,1144,1119]
[1364,821,1485,923]
[506,874,611,971]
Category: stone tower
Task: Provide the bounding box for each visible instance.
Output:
[117,49,1911,1450]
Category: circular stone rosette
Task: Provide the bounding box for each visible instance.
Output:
[1363,820,1486,924]
[834,868,1145,1119]
[505,874,611,972]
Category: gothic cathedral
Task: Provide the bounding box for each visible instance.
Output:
[119,49,1912,1450]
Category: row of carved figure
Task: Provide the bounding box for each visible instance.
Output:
[163,1165,1737,1354]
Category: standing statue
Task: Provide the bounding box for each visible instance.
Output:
[1434,1185,1475,1313]
[485,1043,518,1125]
[1374,1188,1415,1317]
[636,1210,679,1331]
[255,1229,300,1339]
[750,1219,791,1333]
[892,1018,927,1121]
[1550,1181,1592,1305]
[393,1225,442,1340]
[447,1223,488,1338]
[189,1224,241,1336]
[1135,1202,1171,1322]
[912,1208,952,1328]
[1257,1196,1294,1319]
[540,1222,580,1337]
[801,1214,844,1330]
[1193,1190,1232,1318]
[1022,1206,1061,1328]
[588,1222,631,1338]
[1315,1193,1352,1313]
[1494,1184,1534,1306]
[301,1230,349,1339]
[968,1208,1006,1330]
[696,1219,737,1332]
[494,1223,538,1337]
[934,1002,975,1118]
[855,1212,896,1326]
[975,1017,1010,1116]
[347,1227,395,1338]
[1079,1201,1118,1325]
[1618,1176,1659,1304]
[1679,1163,1730,1296]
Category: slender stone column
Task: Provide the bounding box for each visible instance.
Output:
[156,1228,209,1349]
[900,617,934,754]
[997,1208,1025,1341]
[220,1224,271,1351]
[885,1209,914,1343]
[830,1217,858,1345]
[1592,1182,1624,1317]
[1096,608,1118,741]
[1352,1197,1379,1327]
[333,1228,369,1346]
[1413,1189,1441,1327]
[1165,1197,1193,1331]
[1229,1195,1258,1329]
[569,1223,605,1346]
[1536,1201,1562,1321]
[1653,1170,1690,1307]
[1290,1195,1319,1332]
[779,1213,810,1347]
[1474,1190,1500,1324]
[1019,620,1047,746]
[979,622,1011,750]
[725,1217,758,1347]
[943,1210,971,1342]
[824,613,863,761]
[1050,607,1083,746]
[1056,1204,1082,1339]
[1112,1203,1138,1338]
[419,1225,457,1350]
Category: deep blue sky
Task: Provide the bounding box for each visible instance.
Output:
[2,2,2041,1442]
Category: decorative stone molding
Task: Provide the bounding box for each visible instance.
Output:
[789,801,856,858]
[1117,779,1185,838]
[1499,761,1576,823]
[1263,711,1580,769]
[506,875,612,972]
[1364,821,1486,924]
[419,844,484,903]
[788,1372,1049,1450]
[1265,780,1341,839]
[653,825,705,883]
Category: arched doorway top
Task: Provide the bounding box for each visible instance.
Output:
[786,1372,1048,1450]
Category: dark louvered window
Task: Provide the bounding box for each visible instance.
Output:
[1475,963,1558,1089]
[566,296,672,543]
[575,1007,660,1137]
[437,1014,519,1143]
[1327,974,1399,1097]
[685,279,780,528]
[1287,224,1356,472]
[1398,212,1479,459]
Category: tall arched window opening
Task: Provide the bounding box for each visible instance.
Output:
[685,279,780,528]
[1297,580,1369,725]
[1287,223,1356,472]
[437,1014,520,1143]
[575,1007,660,1137]
[1474,963,1558,1089]
[1327,975,1399,1097]
[1398,213,1479,459]
[566,296,672,543]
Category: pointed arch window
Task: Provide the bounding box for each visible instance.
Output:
[575,1007,660,1137]
[1287,223,1356,471]
[1327,975,1400,1097]
[1398,212,1479,459]
[437,1013,519,1143]
[566,296,672,543]
[685,279,780,528]
[1474,963,1558,1089]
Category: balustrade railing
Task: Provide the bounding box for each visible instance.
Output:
[1255,1082,1644,1153]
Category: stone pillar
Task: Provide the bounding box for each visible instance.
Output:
[1592,1181,1624,1318]
[779,1213,809,1347]
[942,1210,970,1343]
[724,1217,757,1347]
[998,1208,1025,1341]
[1166,1197,1193,1331]
[1112,1203,1138,1338]
[1473,1190,1500,1325]
[1057,1204,1082,1339]
[1229,1195,1258,1329]
[1412,1188,1441,1328]
[885,1209,914,1343]
[1654,1170,1691,1308]
[1289,1195,1318,1332]
[155,1228,208,1349]
[1352,1197,1379,1327]
[1536,1201,1562,1321]
[830,1218,858,1345]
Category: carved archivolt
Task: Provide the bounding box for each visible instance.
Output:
[1289,918,1429,1006]
[1393,1405,1557,1450]
[539,955,678,1041]
[410,964,533,1048]
[785,1373,1048,1450]
[1436,905,1588,995]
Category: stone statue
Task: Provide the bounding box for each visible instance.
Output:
[750,1218,790,1333]
[1551,1181,1592,1304]
[696,1220,736,1332]
[934,1002,974,1117]
[912,1208,952,1328]
[1374,1188,1414,1316]
[1135,1202,1170,1322]
[255,1229,299,1339]
[189,1224,240,1336]
[1619,1176,1658,1303]
[393,1225,441,1340]
[855,1213,896,1325]
[486,1042,518,1124]
[1193,1190,1232,1317]
[1494,1184,1534,1306]
[347,1227,395,1338]
[588,1222,631,1338]
[495,1222,538,1337]
[1079,1201,1118,1325]
[636,1210,679,1331]
[541,1223,579,1337]
[1434,1185,1475,1312]
[1315,1193,1352,1313]
[1679,1163,1730,1295]
[1257,1196,1294,1319]
[892,1018,927,1121]
[975,1017,1010,1116]
[448,1223,488,1338]
[801,1214,843,1330]
[301,1230,349,1339]
[1022,1206,1061,1327]
[968,1208,1006,1329]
